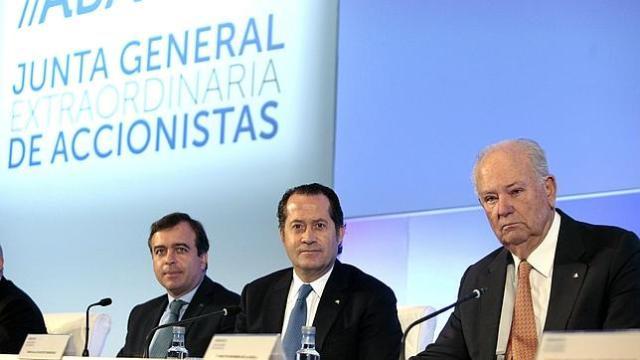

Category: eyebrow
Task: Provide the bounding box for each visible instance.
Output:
[505,181,526,188]
[152,243,191,250]
[479,180,526,195]
[288,218,329,224]
[171,243,191,248]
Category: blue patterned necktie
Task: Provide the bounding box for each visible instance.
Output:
[282,284,313,360]
[149,299,186,358]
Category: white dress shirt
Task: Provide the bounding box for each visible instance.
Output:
[280,265,334,339]
[496,211,561,357]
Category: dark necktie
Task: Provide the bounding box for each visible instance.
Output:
[282,284,313,360]
[506,261,537,360]
[149,299,186,358]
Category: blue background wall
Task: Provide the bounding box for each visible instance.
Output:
[336,0,640,337]
[1,0,639,356]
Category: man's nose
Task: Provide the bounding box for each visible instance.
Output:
[301,227,316,243]
[164,249,177,263]
[496,196,514,217]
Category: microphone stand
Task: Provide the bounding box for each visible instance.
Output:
[400,288,486,360]
[82,298,112,357]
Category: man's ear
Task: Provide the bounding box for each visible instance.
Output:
[337,225,345,245]
[200,252,208,271]
[545,175,557,207]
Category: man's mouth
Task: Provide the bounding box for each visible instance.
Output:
[299,249,321,254]
[501,223,522,231]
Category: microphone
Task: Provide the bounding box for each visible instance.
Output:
[400,288,486,360]
[82,297,112,357]
[142,305,241,358]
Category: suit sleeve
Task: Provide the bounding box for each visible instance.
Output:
[410,268,472,360]
[234,285,249,333]
[117,307,141,357]
[356,285,402,360]
[0,297,47,354]
[216,290,241,334]
[603,230,640,328]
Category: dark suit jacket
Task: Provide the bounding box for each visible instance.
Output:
[235,260,402,360]
[0,277,47,354]
[412,209,640,360]
[117,276,240,358]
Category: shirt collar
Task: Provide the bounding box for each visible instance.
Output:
[511,211,561,278]
[166,277,203,304]
[291,264,335,299]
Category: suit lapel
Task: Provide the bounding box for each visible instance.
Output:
[545,211,587,330]
[477,249,509,357]
[151,297,169,330]
[313,261,347,350]
[183,277,212,332]
[138,296,168,355]
[264,271,293,333]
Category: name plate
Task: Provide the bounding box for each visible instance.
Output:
[18,334,70,360]
[536,330,640,360]
[204,334,284,360]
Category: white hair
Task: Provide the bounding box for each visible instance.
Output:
[472,138,550,193]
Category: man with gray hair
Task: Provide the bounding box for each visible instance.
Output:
[412,139,640,360]
[0,244,47,353]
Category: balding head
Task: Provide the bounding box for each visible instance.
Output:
[472,138,550,195]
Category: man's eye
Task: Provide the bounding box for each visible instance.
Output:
[510,188,524,196]
[154,249,165,256]
[483,196,497,205]
[315,223,327,230]
[176,247,188,254]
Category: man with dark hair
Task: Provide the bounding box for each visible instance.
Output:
[0,244,47,354]
[236,183,402,360]
[276,183,345,255]
[118,212,240,358]
[412,139,640,360]
[147,213,211,257]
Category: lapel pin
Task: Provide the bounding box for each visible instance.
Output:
[334,299,340,305]
[573,273,579,279]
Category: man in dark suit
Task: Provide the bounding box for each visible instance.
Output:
[412,139,640,360]
[0,244,47,354]
[118,213,240,358]
[236,183,402,360]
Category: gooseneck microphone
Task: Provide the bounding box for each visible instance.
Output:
[82,297,112,357]
[400,288,486,360]
[142,305,242,358]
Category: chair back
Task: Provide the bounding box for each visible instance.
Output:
[43,312,111,356]
[397,305,437,358]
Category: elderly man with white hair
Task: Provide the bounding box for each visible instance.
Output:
[412,138,640,360]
